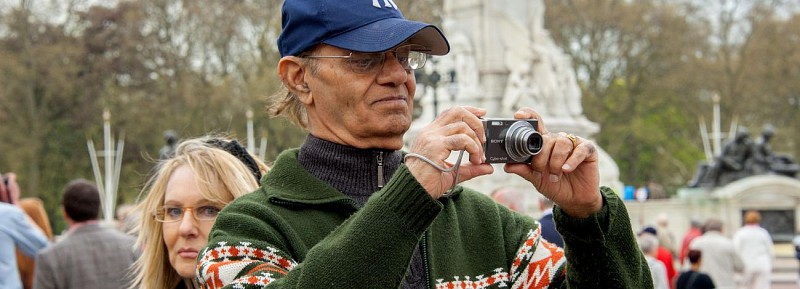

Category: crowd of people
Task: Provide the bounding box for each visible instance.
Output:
[623,212,774,289]
[1,137,266,289]
[482,191,782,289]
[473,184,783,289]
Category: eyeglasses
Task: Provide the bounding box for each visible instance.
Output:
[301,44,429,74]
[153,205,222,223]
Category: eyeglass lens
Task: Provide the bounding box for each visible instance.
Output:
[155,205,221,222]
[348,45,427,74]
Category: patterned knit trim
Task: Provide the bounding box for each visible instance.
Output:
[434,228,566,289]
[435,269,511,289]
[197,241,297,288]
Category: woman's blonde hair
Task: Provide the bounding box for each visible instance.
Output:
[129,136,268,289]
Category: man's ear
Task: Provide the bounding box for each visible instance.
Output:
[278,56,312,104]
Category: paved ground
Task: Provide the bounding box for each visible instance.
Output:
[773,244,799,285]
[773,282,800,289]
[755,243,796,288]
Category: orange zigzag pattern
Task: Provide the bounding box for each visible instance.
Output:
[435,227,566,289]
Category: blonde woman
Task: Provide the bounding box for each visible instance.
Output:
[130,137,268,289]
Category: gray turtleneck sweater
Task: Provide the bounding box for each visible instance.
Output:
[297,134,426,289]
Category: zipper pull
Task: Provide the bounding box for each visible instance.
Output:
[377,151,384,188]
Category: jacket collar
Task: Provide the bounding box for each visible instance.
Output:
[262,148,357,207]
[261,147,464,208]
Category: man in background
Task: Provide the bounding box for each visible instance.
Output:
[679,218,703,266]
[656,213,677,255]
[33,179,138,289]
[538,196,563,247]
[489,187,525,213]
[641,226,677,284]
[638,233,669,289]
[689,218,744,288]
[733,211,773,289]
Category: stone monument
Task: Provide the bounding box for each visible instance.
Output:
[405,0,622,209]
[677,124,800,242]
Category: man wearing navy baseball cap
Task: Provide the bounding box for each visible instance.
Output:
[199,0,649,288]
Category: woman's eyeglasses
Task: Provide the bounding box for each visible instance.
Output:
[153,205,222,223]
[301,44,429,74]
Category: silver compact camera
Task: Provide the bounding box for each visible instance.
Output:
[482,118,543,163]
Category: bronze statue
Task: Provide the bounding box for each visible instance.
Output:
[752,124,799,177]
[689,125,798,188]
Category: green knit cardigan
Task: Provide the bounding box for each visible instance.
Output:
[198,148,651,288]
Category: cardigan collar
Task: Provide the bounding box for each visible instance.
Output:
[262,135,461,208]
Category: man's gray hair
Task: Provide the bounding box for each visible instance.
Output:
[637,233,660,255]
[268,87,309,129]
[703,218,723,233]
[268,56,319,130]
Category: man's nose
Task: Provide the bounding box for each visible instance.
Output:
[378,52,408,84]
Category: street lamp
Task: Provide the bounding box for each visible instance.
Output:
[414,62,460,118]
[428,70,441,117]
[414,59,442,118]
[447,69,458,102]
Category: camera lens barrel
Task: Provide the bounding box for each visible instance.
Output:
[504,121,543,162]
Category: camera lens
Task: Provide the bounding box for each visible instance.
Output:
[504,121,543,162]
[527,136,542,152]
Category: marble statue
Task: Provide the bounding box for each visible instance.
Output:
[405,0,623,195]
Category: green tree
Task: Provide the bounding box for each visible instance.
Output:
[544,0,711,192]
[0,0,307,233]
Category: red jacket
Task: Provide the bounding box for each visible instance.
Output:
[656,246,676,283]
[679,228,702,265]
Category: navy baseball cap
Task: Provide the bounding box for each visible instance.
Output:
[277,0,450,57]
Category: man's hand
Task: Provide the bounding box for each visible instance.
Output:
[406,106,494,199]
[505,108,602,218]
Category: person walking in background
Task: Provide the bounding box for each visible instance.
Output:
[689,218,744,289]
[733,211,773,289]
[680,218,703,266]
[1,172,49,289]
[642,226,677,284]
[32,179,139,289]
[639,232,669,289]
[675,249,715,289]
[129,137,267,289]
[538,196,563,247]
[656,212,677,256]
[196,0,650,287]
[15,198,53,289]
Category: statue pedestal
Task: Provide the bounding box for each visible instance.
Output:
[673,175,800,241]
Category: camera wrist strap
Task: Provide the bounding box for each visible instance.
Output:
[403,150,465,197]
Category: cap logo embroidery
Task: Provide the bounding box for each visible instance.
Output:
[372,0,398,9]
